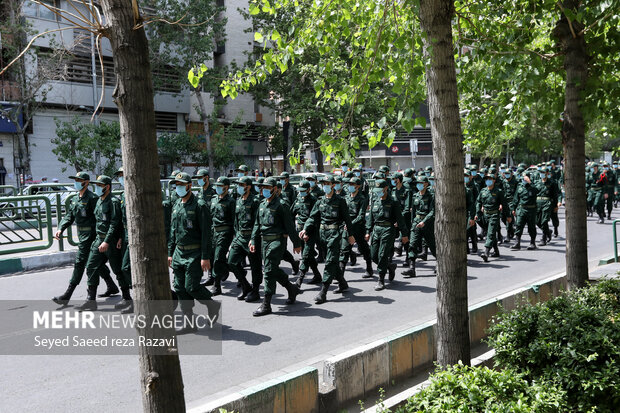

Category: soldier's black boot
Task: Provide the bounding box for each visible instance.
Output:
[388,262,397,281]
[510,236,521,250]
[527,238,537,250]
[114,288,133,312]
[314,283,329,304]
[285,282,301,304]
[237,276,252,301]
[308,263,322,284]
[598,215,604,224]
[470,233,478,253]
[203,270,215,286]
[334,270,349,293]
[540,233,547,246]
[210,279,222,296]
[295,270,306,288]
[98,272,119,297]
[291,260,300,276]
[497,231,504,244]
[491,245,500,258]
[176,310,198,335]
[553,226,559,237]
[375,274,386,291]
[363,260,373,278]
[421,247,428,261]
[395,242,402,256]
[350,251,357,266]
[403,261,416,278]
[52,283,77,305]
[481,248,490,262]
[253,294,272,316]
[245,283,261,302]
[608,211,612,220]
[76,285,98,311]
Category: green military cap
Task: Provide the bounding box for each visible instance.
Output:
[341,160,349,166]
[469,164,478,170]
[464,168,471,175]
[193,168,209,178]
[306,174,317,181]
[602,162,610,167]
[392,172,403,180]
[489,167,497,175]
[352,166,362,172]
[298,180,311,190]
[374,171,386,179]
[404,168,413,177]
[518,163,527,168]
[342,176,350,184]
[424,166,433,171]
[540,166,549,173]
[260,177,277,187]
[350,177,362,185]
[169,170,181,179]
[499,163,507,169]
[416,175,429,183]
[334,175,343,182]
[91,174,113,185]
[379,165,390,172]
[280,171,290,179]
[238,176,253,186]
[523,171,532,177]
[480,167,488,174]
[113,166,123,176]
[68,171,91,181]
[516,167,525,173]
[374,179,389,188]
[171,172,192,184]
[319,175,336,184]
[490,163,497,168]
[345,171,355,178]
[482,172,494,179]
[236,165,250,172]
[549,159,557,164]
[591,162,599,167]
[254,177,265,186]
[215,176,230,186]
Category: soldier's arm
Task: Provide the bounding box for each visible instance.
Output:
[351,195,367,225]
[105,199,122,244]
[423,193,435,223]
[281,203,301,248]
[303,200,321,232]
[250,205,260,246]
[509,187,519,211]
[467,190,476,220]
[58,196,77,232]
[394,202,408,238]
[340,197,355,230]
[365,201,374,234]
[199,201,212,260]
[162,201,172,246]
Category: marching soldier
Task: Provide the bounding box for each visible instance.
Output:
[193,168,216,285]
[403,176,434,278]
[502,167,518,241]
[276,182,301,275]
[365,180,408,290]
[340,177,373,278]
[76,175,127,311]
[168,169,182,205]
[301,176,355,304]
[391,172,409,259]
[227,176,263,302]
[210,176,236,295]
[52,172,117,305]
[352,166,369,196]
[464,169,478,253]
[536,167,561,244]
[476,172,512,262]
[603,162,615,219]
[510,172,539,250]
[250,177,302,316]
[465,169,477,254]
[292,180,322,286]
[112,167,133,313]
[279,171,297,204]
[167,172,217,334]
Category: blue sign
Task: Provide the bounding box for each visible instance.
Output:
[0,105,24,133]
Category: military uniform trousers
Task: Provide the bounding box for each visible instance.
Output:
[341,224,370,263]
[121,238,132,287]
[299,227,318,273]
[514,205,537,241]
[536,200,553,235]
[370,225,395,276]
[172,246,212,311]
[85,237,128,288]
[70,229,111,286]
[227,233,262,285]
[409,217,436,257]
[261,236,291,295]
[482,211,500,248]
[320,226,345,283]
[212,229,234,281]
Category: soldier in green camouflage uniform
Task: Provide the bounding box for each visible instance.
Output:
[510,171,539,250]
[391,172,410,261]
[168,169,181,205]
[476,172,512,262]
[548,160,562,236]
[464,170,477,254]
[279,171,297,204]
[292,180,322,286]
[193,168,216,284]
[403,176,435,278]
[464,169,479,253]
[52,172,116,305]
[340,177,373,278]
[602,162,615,219]
[502,167,518,241]
[366,180,408,290]
[76,175,126,311]
[112,167,134,313]
[277,182,301,275]
[536,167,561,244]
[353,166,369,196]
[301,176,355,304]
[209,176,236,295]
[250,177,302,316]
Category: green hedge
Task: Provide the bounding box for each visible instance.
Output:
[487,279,620,412]
[397,363,565,412]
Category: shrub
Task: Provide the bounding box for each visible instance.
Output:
[487,279,620,412]
[397,362,565,412]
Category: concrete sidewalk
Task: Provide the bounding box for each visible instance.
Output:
[0,237,76,276]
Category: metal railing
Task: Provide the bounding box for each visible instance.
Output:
[0,185,18,196]
[0,195,54,255]
[613,219,619,263]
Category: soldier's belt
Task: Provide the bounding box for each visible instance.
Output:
[484,210,499,215]
[537,197,550,201]
[591,187,602,191]
[240,229,252,236]
[522,204,536,209]
[262,234,282,241]
[374,221,392,227]
[320,224,340,230]
[415,214,428,220]
[214,225,233,232]
[177,244,200,251]
[98,234,107,240]
[77,226,92,232]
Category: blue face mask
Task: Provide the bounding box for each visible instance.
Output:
[298,190,307,197]
[334,184,342,191]
[175,185,188,198]
[118,177,124,187]
[499,168,505,173]
[237,172,244,178]
[485,179,494,187]
[262,188,272,198]
[537,167,541,171]
[94,185,104,196]
[237,185,246,195]
[504,172,511,178]
[348,185,356,193]
[429,180,435,187]
[425,172,431,177]
[197,178,206,187]
[464,177,470,184]
[391,179,397,186]
[416,183,425,191]
[254,185,260,193]
[354,172,361,177]
[373,187,385,196]
[216,186,225,195]
[471,171,477,177]
[280,179,286,186]
[604,167,609,171]
[323,184,332,193]
[309,181,316,187]
[342,166,349,172]
[74,181,84,190]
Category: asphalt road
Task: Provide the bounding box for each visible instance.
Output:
[0,209,617,412]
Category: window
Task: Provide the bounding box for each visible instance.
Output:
[155,112,178,132]
[22,0,61,21]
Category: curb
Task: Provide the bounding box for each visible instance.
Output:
[0,250,76,276]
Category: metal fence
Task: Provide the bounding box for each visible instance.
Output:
[0,196,54,255]
[613,219,619,263]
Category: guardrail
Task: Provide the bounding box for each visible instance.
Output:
[0,196,54,255]
[0,185,17,196]
[613,219,619,263]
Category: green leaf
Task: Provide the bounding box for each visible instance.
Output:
[249,3,260,15]
[254,32,264,42]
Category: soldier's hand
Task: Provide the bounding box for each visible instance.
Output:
[99,242,109,253]
[293,247,301,254]
[507,217,512,223]
[474,216,478,221]
[249,243,256,253]
[299,230,306,240]
[365,233,370,241]
[468,219,475,228]
[303,234,309,242]
[201,259,210,272]
[416,222,425,228]
[116,239,122,249]
[54,230,61,241]
[553,207,558,213]
[401,236,409,244]
[604,193,609,199]
[168,257,172,267]
[348,235,355,245]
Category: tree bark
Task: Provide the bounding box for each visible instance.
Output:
[554,1,588,289]
[194,88,215,175]
[419,0,471,367]
[99,1,185,411]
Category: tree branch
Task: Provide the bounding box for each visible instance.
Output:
[556,1,578,38]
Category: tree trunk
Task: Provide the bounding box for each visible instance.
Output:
[99,1,185,411]
[554,1,588,289]
[419,0,471,367]
[194,89,215,175]
[315,141,324,173]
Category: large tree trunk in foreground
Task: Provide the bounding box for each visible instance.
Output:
[554,1,589,289]
[419,0,471,367]
[99,0,185,411]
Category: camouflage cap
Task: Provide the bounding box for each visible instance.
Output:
[344,171,355,178]
[238,176,253,186]
[298,180,311,190]
[92,175,113,185]
[192,168,210,178]
[416,175,429,183]
[424,165,433,171]
[464,168,471,176]
[113,166,124,176]
[391,172,403,180]
[68,171,91,181]
[215,176,230,186]
[404,168,413,177]
[379,165,390,172]
[171,172,192,184]
[319,175,336,184]
[349,177,362,185]
[260,177,277,187]
[374,179,389,188]
[169,170,181,179]
[236,165,250,172]
[280,171,290,179]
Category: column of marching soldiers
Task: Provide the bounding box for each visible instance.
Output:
[50,160,619,333]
